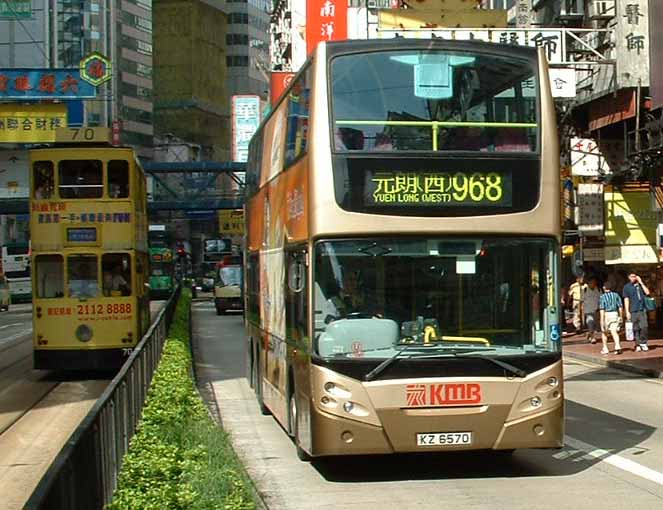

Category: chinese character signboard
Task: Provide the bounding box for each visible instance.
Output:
[577,183,604,236]
[0,0,31,18]
[615,0,650,88]
[548,68,576,98]
[376,28,564,64]
[604,191,659,264]
[270,72,296,106]
[80,52,112,86]
[570,137,611,177]
[232,95,261,162]
[218,209,244,235]
[0,69,96,100]
[0,103,67,143]
[306,0,347,56]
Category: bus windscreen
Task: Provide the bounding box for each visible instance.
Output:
[331,50,538,153]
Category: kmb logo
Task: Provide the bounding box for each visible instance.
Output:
[405,383,482,407]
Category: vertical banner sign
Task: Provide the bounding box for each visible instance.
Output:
[306,0,347,56]
[270,72,295,106]
[232,95,261,162]
[111,120,121,146]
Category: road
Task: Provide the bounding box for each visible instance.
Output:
[193,300,663,510]
[0,300,166,510]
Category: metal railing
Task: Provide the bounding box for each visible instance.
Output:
[23,285,182,510]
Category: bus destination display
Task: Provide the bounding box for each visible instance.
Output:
[367,171,512,207]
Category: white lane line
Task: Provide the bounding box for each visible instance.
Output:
[0,323,25,330]
[565,435,663,486]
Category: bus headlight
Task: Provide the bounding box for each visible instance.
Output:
[76,324,93,343]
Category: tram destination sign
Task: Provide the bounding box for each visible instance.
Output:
[366,170,513,207]
[67,227,98,243]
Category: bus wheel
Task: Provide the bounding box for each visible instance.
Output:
[289,390,311,462]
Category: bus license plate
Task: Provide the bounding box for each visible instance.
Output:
[416,432,473,446]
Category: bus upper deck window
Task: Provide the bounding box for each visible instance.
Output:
[108,160,129,198]
[35,254,64,298]
[102,253,132,296]
[59,160,103,199]
[68,255,99,298]
[33,161,54,199]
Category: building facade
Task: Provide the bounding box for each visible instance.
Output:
[0,0,154,150]
[225,0,270,98]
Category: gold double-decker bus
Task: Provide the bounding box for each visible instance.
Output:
[30,144,150,370]
[245,39,563,460]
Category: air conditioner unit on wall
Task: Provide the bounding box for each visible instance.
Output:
[589,0,615,20]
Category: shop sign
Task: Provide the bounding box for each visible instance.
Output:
[270,72,296,106]
[0,0,31,18]
[548,68,576,98]
[232,95,261,163]
[571,138,611,177]
[0,103,67,143]
[218,209,244,235]
[80,52,112,86]
[577,183,604,235]
[0,69,96,100]
[583,247,605,262]
[376,28,564,64]
[604,191,660,264]
[306,0,348,55]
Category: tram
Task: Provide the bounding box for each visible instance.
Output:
[30,145,150,369]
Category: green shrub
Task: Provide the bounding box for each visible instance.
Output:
[108,291,256,510]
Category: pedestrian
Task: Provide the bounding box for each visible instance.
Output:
[568,276,584,334]
[622,272,651,352]
[583,277,601,344]
[599,281,623,355]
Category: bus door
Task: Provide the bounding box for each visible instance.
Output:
[286,247,309,392]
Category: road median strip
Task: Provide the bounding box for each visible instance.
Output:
[108,291,257,510]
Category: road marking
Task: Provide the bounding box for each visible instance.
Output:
[565,435,663,486]
[0,323,25,330]
[564,357,663,386]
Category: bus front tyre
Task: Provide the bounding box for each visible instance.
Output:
[289,391,311,462]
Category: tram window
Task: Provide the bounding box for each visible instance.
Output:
[68,255,100,298]
[102,253,132,296]
[33,161,54,199]
[108,160,129,198]
[59,160,103,199]
[35,255,64,298]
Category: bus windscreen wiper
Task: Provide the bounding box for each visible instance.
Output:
[446,352,527,378]
[364,344,431,381]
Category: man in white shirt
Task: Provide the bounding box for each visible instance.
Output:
[583,278,601,343]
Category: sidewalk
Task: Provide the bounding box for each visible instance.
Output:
[563,327,663,378]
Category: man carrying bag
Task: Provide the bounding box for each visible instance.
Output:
[622,272,655,352]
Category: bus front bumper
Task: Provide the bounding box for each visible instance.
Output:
[308,402,564,457]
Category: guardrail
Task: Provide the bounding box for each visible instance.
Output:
[23,286,182,510]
